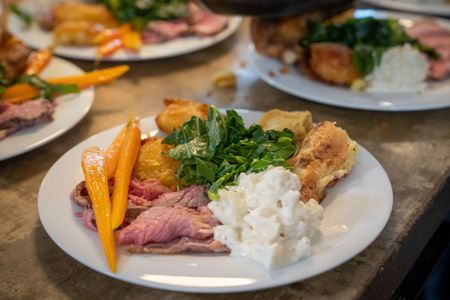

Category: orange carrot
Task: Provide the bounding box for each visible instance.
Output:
[122,30,141,52]
[25,48,53,75]
[104,124,128,178]
[111,118,141,229]
[94,28,121,45]
[97,38,122,57]
[81,147,117,272]
[120,24,141,52]
[48,65,129,88]
[1,65,129,104]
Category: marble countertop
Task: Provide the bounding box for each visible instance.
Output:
[1,20,450,299]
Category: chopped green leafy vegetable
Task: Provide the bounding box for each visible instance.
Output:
[98,0,188,31]
[163,106,296,199]
[9,4,32,27]
[301,17,439,76]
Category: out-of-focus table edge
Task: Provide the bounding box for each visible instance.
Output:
[361,166,450,299]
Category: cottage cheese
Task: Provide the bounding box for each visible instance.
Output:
[365,44,429,93]
[207,167,322,269]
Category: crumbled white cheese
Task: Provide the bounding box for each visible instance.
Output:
[365,44,429,93]
[208,167,322,269]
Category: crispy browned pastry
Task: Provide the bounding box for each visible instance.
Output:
[49,3,117,45]
[290,121,357,202]
[309,43,359,85]
[250,8,354,65]
[0,33,32,79]
[53,20,102,45]
[52,3,117,28]
[155,98,209,134]
[133,137,181,190]
[259,109,312,145]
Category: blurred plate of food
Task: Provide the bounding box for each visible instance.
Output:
[7,0,241,61]
[361,0,450,17]
[38,99,392,292]
[249,9,450,111]
[0,30,129,160]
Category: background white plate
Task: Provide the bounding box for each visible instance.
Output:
[250,9,450,111]
[9,16,241,61]
[38,112,393,293]
[0,57,94,161]
[362,0,450,17]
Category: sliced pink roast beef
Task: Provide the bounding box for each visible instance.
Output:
[116,206,220,245]
[128,178,172,205]
[148,185,210,208]
[0,100,54,140]
[407,21,450,79]
[125,236,229,254]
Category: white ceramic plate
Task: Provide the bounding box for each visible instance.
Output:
[8,16,241,61]
[38,111,393,293]
[250,9,450,111]
[0,57,94,161]
[362,0,450,17]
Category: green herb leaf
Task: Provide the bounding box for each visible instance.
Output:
[9,4,32,27]
[163,106,296,199]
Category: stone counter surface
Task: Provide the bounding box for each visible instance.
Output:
[1,21,450,299]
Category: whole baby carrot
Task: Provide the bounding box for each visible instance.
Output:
[104,123,129,179]
[81,147,117,272]
[111,118,141,229]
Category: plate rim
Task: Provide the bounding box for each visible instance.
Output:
[37,112,393,293]
[0,57,94,161]
[361,0,450,17]
[249,9,450,112]
[10,17,242,62]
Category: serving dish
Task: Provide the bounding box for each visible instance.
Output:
[362,0,450,17]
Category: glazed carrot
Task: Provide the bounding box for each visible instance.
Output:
[111,118,141,229]
[48,65,129,88]
[24,48,53,75]
[1,65,129,104]
[120,24,141,52]
[122,30,141,52]
[94,28,121,45]
[81,147,117,273]
[104,124,128,179]
[97,38,122,57]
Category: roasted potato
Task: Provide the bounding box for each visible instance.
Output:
[259,109,312,145]
[290,121,357,202]
[133,137,181,190]
[53,20,102,45]
[155,98,209,134]
[309,43,359,85]
[52,3,117,28]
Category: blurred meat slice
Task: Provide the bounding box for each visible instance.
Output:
[190,14,227,36]
[143,21,189,43]
[0,100,54,140]
[406,21,450,79]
